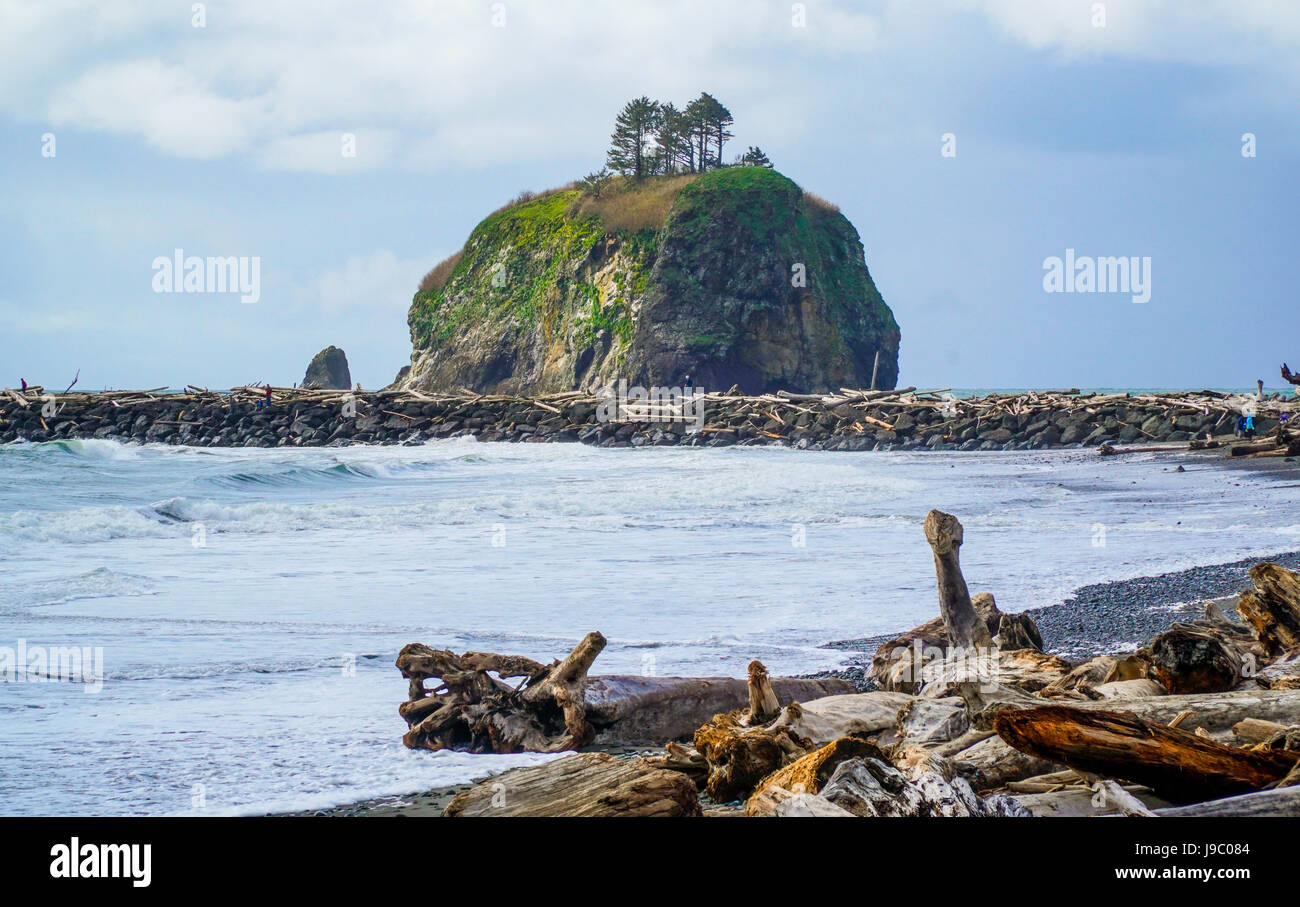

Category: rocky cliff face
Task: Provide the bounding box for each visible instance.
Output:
[405,167,899,395]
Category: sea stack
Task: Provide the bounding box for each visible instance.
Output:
[303,346,352,389]
[404,167,900,395]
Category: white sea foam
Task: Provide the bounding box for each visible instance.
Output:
[0,505,175,543]
[0,566,156,610]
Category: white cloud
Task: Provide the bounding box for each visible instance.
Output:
[959,0,1300,64]
[296,249,436,316]
[49,60,269,158]
[4,0,1298,171]
[8,0,886,170]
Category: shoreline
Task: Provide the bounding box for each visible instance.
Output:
[279,543,1300,817]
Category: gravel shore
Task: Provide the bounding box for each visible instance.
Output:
[819,549,1300,689]
[1026,550,1300,658]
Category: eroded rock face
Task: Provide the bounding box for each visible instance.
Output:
[303,346,351,389]
[404,167,899,395]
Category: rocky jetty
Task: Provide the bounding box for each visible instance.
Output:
[403,167,900,395]
[2,384,1296,453]
[302,346,352,389]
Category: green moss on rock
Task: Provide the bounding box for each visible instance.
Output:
[405,169,899,394]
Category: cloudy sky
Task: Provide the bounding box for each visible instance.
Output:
[2,0,1296,390]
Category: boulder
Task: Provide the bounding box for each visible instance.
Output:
[303,346,352,389]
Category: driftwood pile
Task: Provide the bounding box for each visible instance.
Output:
[4,382,1296,453]
[431,509,1300,817]
[396,633,850,755]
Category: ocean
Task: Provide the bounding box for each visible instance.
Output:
[1,436,1296,815]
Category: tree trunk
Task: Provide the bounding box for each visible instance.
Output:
[994,705,1300,803]
[964,683,1300,739]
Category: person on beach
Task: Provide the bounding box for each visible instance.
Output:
[1235,415,1245,438]
[20,378,26,391]
[1244,413,1255,439]
[264,384,273,407]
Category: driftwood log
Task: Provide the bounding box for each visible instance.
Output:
[582,672,850,745]
[397,636,851,753]
[968,683,1300,740]
[442,754,702,817]
[397,632,606,753]
[1013,784,1171,817]
[1156,784,1300,817]
[994,705,1300,803]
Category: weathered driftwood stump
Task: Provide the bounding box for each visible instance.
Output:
[1148,624,1255,694]
[675,661,889,802]
[923,510,993,651]
[1238,562,1300,656]
[996,612,1043,652]
[746,660,781,724]
[397,631,606,753]
[690,661,817,802]
[870,512,1063,694]
[868,591,1004,691]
